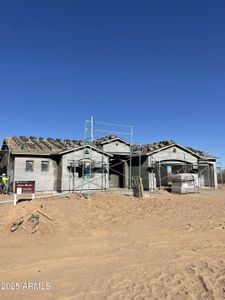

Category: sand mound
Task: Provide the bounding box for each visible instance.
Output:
[64,260,225,299]
[1,189,225,299]
[147,260,225,300]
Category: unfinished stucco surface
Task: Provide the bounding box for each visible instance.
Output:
[102,140,130,154]
[0,136,218,192]
[60,148,109,191]
[149,145,198,165]
[14,157,58,192]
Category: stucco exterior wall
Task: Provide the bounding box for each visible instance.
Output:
[60,148,109,191]
[147,146,217,188]
[150,145,198,164]
[14,157,58,192]
[102,140,130,153]
[5,143,218,192]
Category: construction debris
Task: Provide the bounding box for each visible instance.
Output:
[22,213,40,234]
[132,177,144,198]
[37,209,54,221]
[10,217,24,232]
[10,214,39,234]
[10,212,41,234]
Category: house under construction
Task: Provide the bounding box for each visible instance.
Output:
[0,135,218,193]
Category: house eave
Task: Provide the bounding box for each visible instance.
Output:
[145,143,177,156]
[145,143,216,161]
[59,145,113,157]
[100,137,130,146]
[12,152,53,156]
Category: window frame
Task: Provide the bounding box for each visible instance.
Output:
[78,159,95,178]
[41,160,49,172]
[83,161,94,178]
[25,160,34,172]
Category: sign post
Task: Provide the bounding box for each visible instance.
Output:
[14,181,35,205]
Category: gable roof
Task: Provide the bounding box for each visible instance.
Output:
[59,145,113,157]
[139,140,216,160]
[139,140,176,153]
[2,135,123,156]
[2,136,216,160]
[3,136,82,155]
[95,135,130,146]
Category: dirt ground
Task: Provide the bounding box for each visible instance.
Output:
[0,192,59,202]
[1,188,225,300]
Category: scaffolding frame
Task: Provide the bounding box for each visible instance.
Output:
[78,116,135,197]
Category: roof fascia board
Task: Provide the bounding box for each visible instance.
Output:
[145,143,177,156]
[100,137,130,146]
[176,143,216,160]
[59,145,113,157]
[12,153,52,157]
[146,143,205,159]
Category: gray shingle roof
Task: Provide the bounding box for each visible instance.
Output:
[3,135,215,159]
[4,136,82,154]
[138,140,176,153]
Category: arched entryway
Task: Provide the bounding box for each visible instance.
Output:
[154,160,194,188]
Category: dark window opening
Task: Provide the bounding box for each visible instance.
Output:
[41,161,49,172]
[77,161,94,178]
[26,160,34,172]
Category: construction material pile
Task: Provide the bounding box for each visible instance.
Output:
[11,213,40,234]
[171,173,197,194]
[9,205,54,235]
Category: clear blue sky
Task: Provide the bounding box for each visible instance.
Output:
[0,0,225,165]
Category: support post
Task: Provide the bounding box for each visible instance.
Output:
[7,148,11,192]
[158,160,161,189]
[123,160,129,188]
[208,164,210,187]
[213,162,218,188]
[129,144,133,195]
[13,193,17,206]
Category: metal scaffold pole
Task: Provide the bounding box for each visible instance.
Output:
[81,120,89,196]
[88,116,94,193]
[133,142,142,197]
[129,132,133,196]
[80,116,134,197]
[138,144,142,180]
[138,143,142,196]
